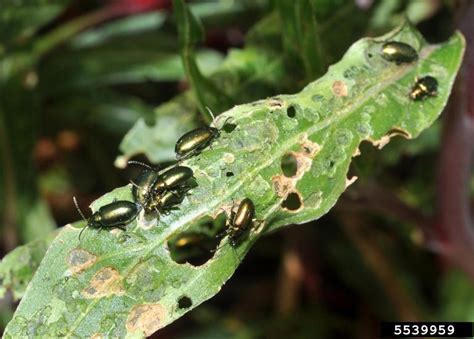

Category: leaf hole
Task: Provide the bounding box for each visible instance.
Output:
[223,123,237,133]
[167,215,224,266]
[226,171,234,177]
[281,153,298,177]
[178,296,193,309]
[286,105,296,118]
[281,192,302,211]
[368,53,373,58]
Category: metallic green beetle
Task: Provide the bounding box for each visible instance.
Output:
[175,126,220,159]
[381,41,418,64]
[147,188,188,214]
[225,198,255,247]
[73,197,139,240]
[410,76,438,101]
[152,166,194,193]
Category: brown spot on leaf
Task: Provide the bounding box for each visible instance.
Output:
[293,151,313,175]
[223,153,235,164]
[126,303,166,336]
[300,139,321,158]
[67,249,97,274]
[267,98,284,110]
[332,80,348,97]
[274,137,321,199]
[272,175,294,198]
[82,267,124,299]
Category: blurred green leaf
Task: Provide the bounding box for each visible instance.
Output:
[174,0,233,121]
[71,12,167,48]
[4,26,464,337]
[119,91,198,163]
[0,74,56,245]
[0,234,55,301]
[370,0,443,34]
[39,46,223,95]
[438,270,474,321]
[0,0,69,49]
[277,0,324,79]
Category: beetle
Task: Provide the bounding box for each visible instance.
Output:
[128,161,160,207]
[409,76,438,101]
[170,232,218,265]
[132,169,159,207]
[225,198,255,247]
[152,166,194,193]
[174,232,216,251]
[175,126,220,159]
[147,188,188,214]
[73,197,139,240]
[129,162,193,213]
[175,114,233,160]
[381,41,418,64]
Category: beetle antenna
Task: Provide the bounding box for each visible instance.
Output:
[211,236,226,253]
[205,107,216,121]
[127,160,155,170]
[78,225,88,241]
[73,196,89,241]
[129,179,141,189]
[73,196,87,221]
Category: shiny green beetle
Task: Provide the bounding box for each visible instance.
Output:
[129,162,193,213]
[170,232,218,265]
[381,41,418,64]
[132,169,159,207]
[152,166,194,193]
[174,232,214,251]
[410,76,438,101]
[129,161,161,207]
[225,198,255,247]
[147,189,188,214]
[73,197,139,239]
[175,127,220,159]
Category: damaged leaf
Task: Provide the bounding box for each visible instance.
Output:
[0,234,55,302]
[4,25,464,337]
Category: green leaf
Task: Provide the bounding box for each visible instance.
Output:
[118,91,199,163]
[39,47,223,95]
[5,26,464,337]
[0,234,55,302]
[0,76,56,244]
[0,0,69,49]
[438,270,474,321]
[174,0,233,121]
[71,12,167,48]
[277,0,324,78]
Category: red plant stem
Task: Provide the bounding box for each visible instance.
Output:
[436,2,474,279]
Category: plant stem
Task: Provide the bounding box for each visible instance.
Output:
[435,1,474,279]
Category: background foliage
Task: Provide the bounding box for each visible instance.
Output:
[0,0,473,338]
